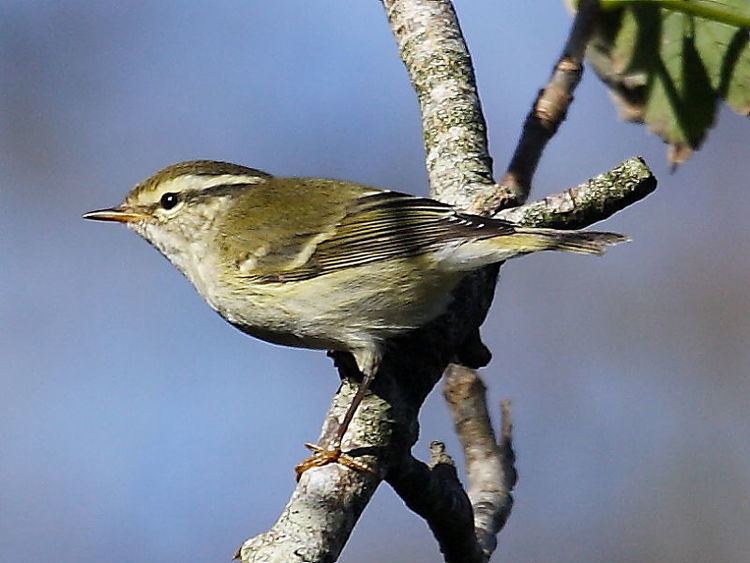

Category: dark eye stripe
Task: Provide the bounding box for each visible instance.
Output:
[184,183,259,202]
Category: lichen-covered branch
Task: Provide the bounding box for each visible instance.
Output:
[235,378,387,562]
[236,161,655,562]
[380,157,655,563]
[382,0,496,208]
[496,157,656,228]
[237,1,655,561]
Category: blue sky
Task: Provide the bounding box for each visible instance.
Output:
[2,2,749,562]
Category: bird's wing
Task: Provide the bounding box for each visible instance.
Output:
[242,189,516,283]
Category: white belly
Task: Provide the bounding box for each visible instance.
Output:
[212,259,464,354]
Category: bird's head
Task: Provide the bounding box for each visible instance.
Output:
[83,160,272,280]
[84,159,270,225]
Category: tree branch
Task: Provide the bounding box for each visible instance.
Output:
[387,371,517,563]
[234,379,385,562]
[496,156,656,228]
[387,442,483,563]
[237,1,655,561]
[382,0,495,206]
[379,155,654,562]
[443,366,517,561]
[236,160,655,562]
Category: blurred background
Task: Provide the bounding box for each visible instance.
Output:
[1,1,748,561]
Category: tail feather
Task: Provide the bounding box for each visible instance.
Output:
[510,228,630,256]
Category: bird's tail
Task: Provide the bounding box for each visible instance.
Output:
[507,228,630,256]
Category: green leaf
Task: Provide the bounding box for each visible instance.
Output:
[586,1,750,164]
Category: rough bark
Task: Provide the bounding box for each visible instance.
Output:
[237,1,655,561]
[236,159,655,563]
[383,0,495,207]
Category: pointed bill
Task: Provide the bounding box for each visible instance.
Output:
[82,207,148,223]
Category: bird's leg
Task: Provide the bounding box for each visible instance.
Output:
[295,349,379,480]
[331,368,375,449]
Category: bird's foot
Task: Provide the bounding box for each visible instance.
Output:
[294,442,376,481]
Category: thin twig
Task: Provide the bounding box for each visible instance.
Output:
[443,366,517,560]
[388,373,517,563]
[487,0,602,210]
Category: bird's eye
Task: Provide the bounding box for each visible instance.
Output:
[160,192,180,210]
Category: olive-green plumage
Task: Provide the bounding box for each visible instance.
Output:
[84,159,628,473]
[85,159,627,376]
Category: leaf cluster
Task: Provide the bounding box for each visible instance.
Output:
[585,0,750,164]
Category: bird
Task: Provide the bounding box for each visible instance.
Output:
[84,159,627,476]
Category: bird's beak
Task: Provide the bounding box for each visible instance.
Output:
[82,206,148,223]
